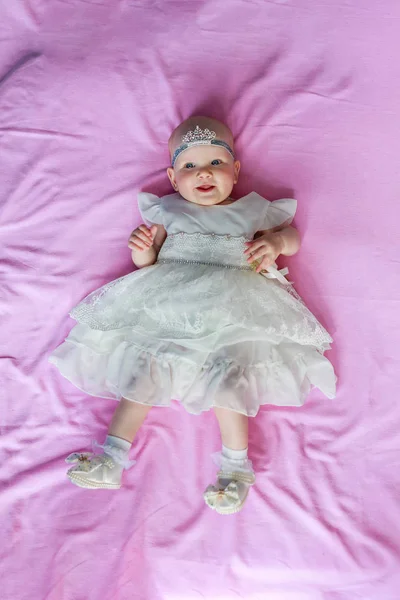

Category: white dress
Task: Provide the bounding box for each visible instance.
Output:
[49,191,336,416]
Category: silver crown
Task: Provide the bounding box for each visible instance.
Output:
[181,126,217,145]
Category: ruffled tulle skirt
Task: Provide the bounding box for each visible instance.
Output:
[49,234,336,416]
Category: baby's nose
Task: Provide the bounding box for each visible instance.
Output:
[197,167,212,177]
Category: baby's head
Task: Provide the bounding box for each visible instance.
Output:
[167,116,240,206]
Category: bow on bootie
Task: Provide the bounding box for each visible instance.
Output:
[65,452,115,472]
[66,452,92,464]
[204,481,240,510]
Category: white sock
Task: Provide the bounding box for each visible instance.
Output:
[103,435,132,468]
[219,446,253,488]
[222,445,248,464]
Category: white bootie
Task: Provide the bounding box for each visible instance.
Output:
[204,453,255,515]
[65,452,124,490]
[65,437,134,490]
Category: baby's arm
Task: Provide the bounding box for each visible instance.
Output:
[267,223,301,256]
[244,221,300,273]
[128,224,167,268]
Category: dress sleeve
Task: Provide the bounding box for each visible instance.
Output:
[262,198,297,230]
[137,192,164,226]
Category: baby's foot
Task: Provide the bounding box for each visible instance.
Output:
[65,452,123,489]
[204,470,255,515]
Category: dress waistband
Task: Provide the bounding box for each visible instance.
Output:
[158,233,290,284]
[158,233,251,269]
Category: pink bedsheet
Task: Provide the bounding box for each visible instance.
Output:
[1,1,400,599]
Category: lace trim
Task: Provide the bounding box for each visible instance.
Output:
[158,258,252,270]
[92,441,135,469]
[165,231,248,240]
[212,452,254,475]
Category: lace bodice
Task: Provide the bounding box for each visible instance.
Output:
[158,233,252,269]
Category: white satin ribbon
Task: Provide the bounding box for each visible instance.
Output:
[261,262,291,285]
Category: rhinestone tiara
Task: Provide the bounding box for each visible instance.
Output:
[171,125,235,166]
[181,126,217,145]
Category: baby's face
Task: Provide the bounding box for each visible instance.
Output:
[167,145,240,206]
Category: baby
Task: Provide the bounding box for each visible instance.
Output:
[50,116,336,515]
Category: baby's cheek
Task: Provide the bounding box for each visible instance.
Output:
[222,171,235,187]
[178,172,194,186]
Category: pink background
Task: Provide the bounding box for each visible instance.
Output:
[1,1,400,599]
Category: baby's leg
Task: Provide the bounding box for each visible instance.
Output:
[213,406,248,450]
[108,398,152,442]
[204,407,255,515]
[66,398,151,490]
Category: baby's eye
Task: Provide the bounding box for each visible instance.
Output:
[184,162,195,169]
[211,159,222,166]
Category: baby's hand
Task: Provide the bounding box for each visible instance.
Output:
[128,224,158,252]
[244,232,283,273]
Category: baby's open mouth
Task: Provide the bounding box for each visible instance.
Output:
[196,185,215,192]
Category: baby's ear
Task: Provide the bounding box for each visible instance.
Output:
[233,160,241,184]
[167,167,178,190]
